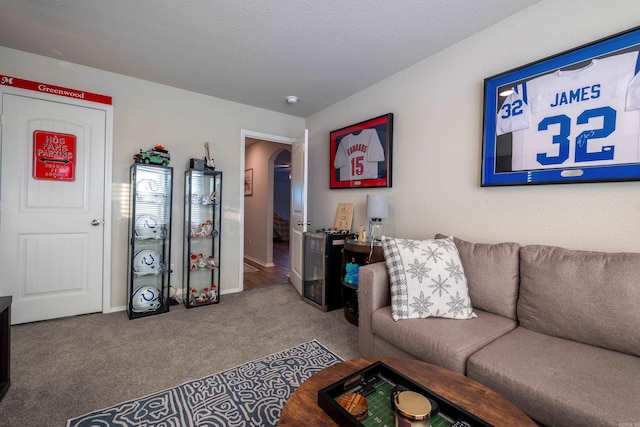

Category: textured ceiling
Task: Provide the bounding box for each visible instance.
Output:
[0,0,541,117]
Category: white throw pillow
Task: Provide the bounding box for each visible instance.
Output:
[382,236,476,321]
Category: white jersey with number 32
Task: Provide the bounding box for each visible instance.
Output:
[497,51,640,171]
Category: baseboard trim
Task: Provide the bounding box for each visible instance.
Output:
[244,255,275,268]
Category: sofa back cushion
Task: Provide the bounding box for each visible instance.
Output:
[436,234,520,320]
[518,245,640,357]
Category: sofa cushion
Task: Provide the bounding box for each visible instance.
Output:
[382,236,476,321]
[436,234,520,320]
[467,327,640,427]
[372,306,516,374]
[518,245,640,357]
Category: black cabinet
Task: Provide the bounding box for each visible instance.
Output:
[302,232,353,311]
[127,164,173,319]
[0,296,11,402]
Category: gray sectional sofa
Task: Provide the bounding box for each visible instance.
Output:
[358,235,640,427]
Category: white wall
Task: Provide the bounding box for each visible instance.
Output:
[0,46,304,309]
[3,0,640,314]
[306,0,640,252]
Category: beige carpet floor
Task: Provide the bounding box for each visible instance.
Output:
[0,283,358,427]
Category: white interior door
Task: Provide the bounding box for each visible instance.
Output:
[289,130,308,295]
[0,93,106,324]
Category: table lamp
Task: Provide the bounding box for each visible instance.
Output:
[366,194,388,241]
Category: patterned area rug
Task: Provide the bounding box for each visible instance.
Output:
[67,340,342,427]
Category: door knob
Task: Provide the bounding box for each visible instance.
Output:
[91,219,103,226]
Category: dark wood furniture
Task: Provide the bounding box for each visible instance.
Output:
[0,296,11,402]
[278,357,537,427]
[341,239,384,325]
[302,232,351,311]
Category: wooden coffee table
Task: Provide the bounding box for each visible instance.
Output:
[278,357,536,427]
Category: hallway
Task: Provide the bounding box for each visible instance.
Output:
[244,240,290,290]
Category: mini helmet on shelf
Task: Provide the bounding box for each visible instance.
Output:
[133,249,163,275]
[135,179,166,203]
[135,215,166,239]
[131,285,162,312]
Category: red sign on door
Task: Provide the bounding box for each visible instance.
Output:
[32,131,76,181]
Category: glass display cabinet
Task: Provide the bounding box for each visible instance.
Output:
[127,163,173,319]
[183,169,222,308]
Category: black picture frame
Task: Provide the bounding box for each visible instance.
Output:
[330,113,393,189]
[482,26,640,186]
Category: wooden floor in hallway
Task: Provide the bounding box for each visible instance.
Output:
[243,240,290,291]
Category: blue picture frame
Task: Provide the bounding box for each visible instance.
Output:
[482,26,640,186]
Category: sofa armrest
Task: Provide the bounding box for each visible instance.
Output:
[358,262,391,357]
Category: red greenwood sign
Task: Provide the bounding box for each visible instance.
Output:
[32,131,76,181]
[0,75,112,105]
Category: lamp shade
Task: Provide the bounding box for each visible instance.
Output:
[366,195,388,219]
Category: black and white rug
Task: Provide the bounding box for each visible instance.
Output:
[67,340,343,427]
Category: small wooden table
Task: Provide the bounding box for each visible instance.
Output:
[278,357,536,427]
[342,239,384,325]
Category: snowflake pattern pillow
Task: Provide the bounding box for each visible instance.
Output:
[382,236,476,321]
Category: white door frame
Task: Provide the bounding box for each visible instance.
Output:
[0,85,114,314]
[240,130,295,290]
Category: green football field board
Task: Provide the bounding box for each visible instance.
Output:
[354,375,454,427]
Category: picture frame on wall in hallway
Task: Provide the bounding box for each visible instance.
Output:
[330,113,393,189]
[482,26,640,186]
[244,169,253,196]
